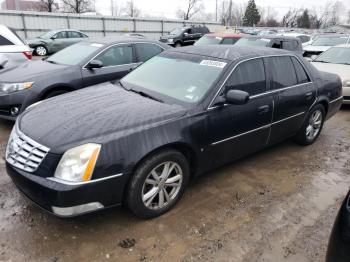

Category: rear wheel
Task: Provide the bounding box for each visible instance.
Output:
[126,149,190,218]
[35,45,48,56]
[294,104,325,146]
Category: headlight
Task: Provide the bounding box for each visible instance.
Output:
[0,82,34,94]
[168,38,174,43]
[342,79,350,87]
[54,144,101,183]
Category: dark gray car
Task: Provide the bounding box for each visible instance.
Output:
[0,37,170,120]
[26,29,89,56]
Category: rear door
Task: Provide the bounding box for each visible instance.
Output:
[81,43,137,86]
[267,56,316,145]
[205,58,273,166]
[51,31,68,52]
[67,31,85,46]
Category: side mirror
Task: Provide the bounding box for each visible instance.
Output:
[0,58,8,69]
[51,35,57,40]
[225,90,249,105]
[86,60,103,69]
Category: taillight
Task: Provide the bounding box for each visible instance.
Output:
[22,51,32,60]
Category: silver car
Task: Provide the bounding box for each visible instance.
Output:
[26,29,88,56]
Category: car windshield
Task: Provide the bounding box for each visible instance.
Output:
[120,53,227,104]
[195,35,222,45]
[46,42,102,65]
[38,31,55,39]
[169,28,185,36]
[312,36,348,46]
[235,38,270,47]
[314,47,350,65]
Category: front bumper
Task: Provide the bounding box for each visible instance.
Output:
[6,163,127,217]
[0,90,33,120]
[342,86,350,104]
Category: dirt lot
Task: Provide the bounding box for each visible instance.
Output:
[0,107,349,262]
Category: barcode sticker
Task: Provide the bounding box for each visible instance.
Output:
[200,60,227,68]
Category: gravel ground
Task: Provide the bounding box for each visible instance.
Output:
[0,106,349,262]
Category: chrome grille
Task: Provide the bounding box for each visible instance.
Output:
[5,125,50,172]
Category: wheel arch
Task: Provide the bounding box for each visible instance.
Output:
[39,84,75,100]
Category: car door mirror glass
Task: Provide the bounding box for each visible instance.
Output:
[225,89,249,105]
[86,60,103,69]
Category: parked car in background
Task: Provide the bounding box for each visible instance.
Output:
[0,25,31,70]
[257,29,277,36]
[0,37,170,120]
[235,36,303,54]
[311,45,350,104]
[5,46,342,218]
[159,25,210,47]
[194,33,242,46]
[303,34,350,59]
[278,32,311,47]
[26,29,88,56]
[326,190,350,262]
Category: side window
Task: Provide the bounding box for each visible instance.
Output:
[271,40,282,49]
[291,57,310,84]
[269,56,298,89]
[96,45,133,67]
[68,31,82,38]
[0,35,13,45]
[225,58,266,96]
[135,43,163,62]
[55,31,67,39]
[282,41,294,51]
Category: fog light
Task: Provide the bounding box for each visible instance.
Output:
[10,107,19,116]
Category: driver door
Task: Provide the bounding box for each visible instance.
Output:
[81,44,137,86]
[204,58,273,167]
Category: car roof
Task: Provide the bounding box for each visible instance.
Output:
[166,45,292,61]
[242,35,301,41]
[332,44,350,48]
[205,33,242,38]
[84,36,170,46]
[279,32,310,37]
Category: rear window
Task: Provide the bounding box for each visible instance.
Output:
[195,36,222,45]
[221,38,238,45]
[0,35,13,45]
[236,38,270,47]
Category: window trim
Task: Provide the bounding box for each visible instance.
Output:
[207,54,313,110]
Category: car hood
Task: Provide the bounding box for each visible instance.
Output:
[311,62,350,81]
[303,45,331,52]
[0,60,70,82]
[19,83,187,153]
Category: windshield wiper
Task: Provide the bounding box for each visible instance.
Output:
[314,60,330,63]
[46,60,57,64]
[129,89,163,103]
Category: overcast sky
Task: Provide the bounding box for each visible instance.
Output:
[96,0,350,20]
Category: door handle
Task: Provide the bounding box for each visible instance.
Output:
[258,105,270,115]
[305,92,313,100]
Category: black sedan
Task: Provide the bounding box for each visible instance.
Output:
[5,46,342,218]
[0,37,170,120]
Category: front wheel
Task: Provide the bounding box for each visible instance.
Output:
[126,149,190,219]
[294,104,325,146]
[174,42,182,48]
[35,45,48,56]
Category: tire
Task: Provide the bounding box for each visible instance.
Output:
[174,42,182,48]
[44,90,68,99]
[126,149,190,219]
[35,45,48,56]
[294,104,325,146]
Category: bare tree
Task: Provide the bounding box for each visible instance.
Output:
[282,8,301,27]
[40,0,57,12]
[176,0,202,20]
[219,1,245,26]
[122,0,141,17]
[62,0,93,13]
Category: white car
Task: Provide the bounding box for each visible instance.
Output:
[311,45,350,104]
[0,25,32,70]
[303,34,350,59]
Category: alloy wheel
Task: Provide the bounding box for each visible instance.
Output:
[142,161,183,210]
[36,46,47,56]
[306,109,323,141]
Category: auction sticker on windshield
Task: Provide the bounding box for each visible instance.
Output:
[200,60,227,68]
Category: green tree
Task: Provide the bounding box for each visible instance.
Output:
[297,9,311,28]
[242,0,261,26]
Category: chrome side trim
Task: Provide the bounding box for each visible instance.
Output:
[329,96,343,104]
[249,82,312,99]
[47,173,124,186]
[211,124,271,146]
[207,54,313,110]
[271,111,305,125]
[211,111,305,146]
